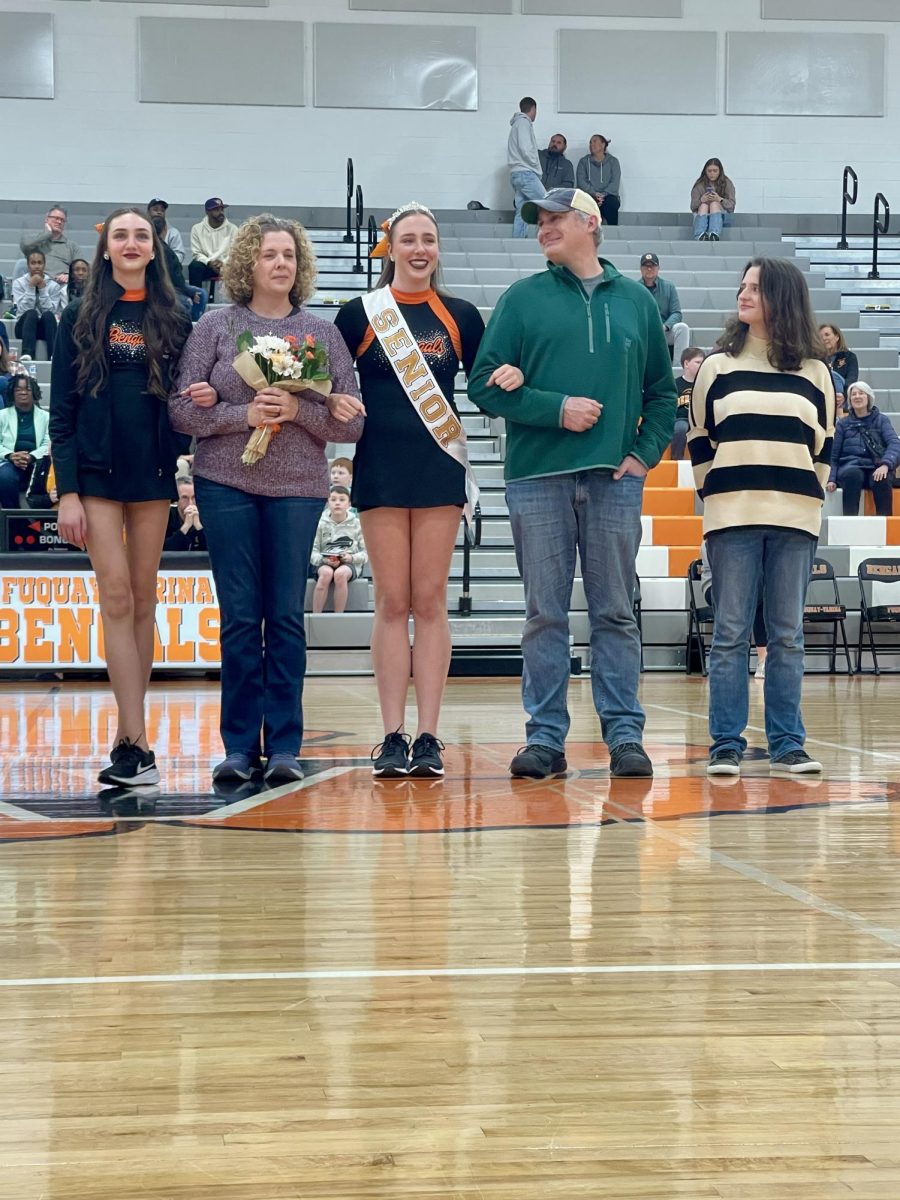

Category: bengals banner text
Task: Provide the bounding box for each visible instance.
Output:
[0,569,221,669]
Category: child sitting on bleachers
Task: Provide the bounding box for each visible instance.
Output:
[311,485,367,614]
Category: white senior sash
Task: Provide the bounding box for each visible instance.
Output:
[362,288,479,529]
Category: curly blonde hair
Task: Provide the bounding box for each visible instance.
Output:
[222,213,317,307]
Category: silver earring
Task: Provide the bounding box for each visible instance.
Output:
[150,254,155,260]
[103,252,110,260]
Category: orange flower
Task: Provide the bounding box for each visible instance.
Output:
[305,350,315,360]
[305,334,316,348]
[285,335,298,347]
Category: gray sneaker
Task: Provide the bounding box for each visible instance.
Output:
[212,752,261,782]
[770,750,822,774]
[264,753,305,783]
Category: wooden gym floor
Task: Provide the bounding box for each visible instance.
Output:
[1,673,900,1199]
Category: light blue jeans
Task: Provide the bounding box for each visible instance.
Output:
[706,528,816,760]
[693,210,732,239]
[510,169,546,239]
[506,469,646,752]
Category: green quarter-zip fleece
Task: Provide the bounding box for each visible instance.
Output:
[468,258,677,482]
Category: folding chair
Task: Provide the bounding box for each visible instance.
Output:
[856,557,900,674]
[803,558,853,674]
[685,558,714,675]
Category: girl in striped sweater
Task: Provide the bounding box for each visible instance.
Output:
[688,257,835,777]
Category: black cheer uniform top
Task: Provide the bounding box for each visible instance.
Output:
[334,288,485,510]
[81,291,178,503]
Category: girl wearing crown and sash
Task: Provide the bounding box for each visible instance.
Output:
[335,202,522,778]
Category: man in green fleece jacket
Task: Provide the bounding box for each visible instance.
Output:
[468,187,676,780]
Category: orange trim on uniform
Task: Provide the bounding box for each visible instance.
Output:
[427,293,462,363]
[121,288,147,302]
[355,288,461,362]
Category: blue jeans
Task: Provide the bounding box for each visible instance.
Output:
[0,459,27,508]
[510,169,546,239]
[693,210,731,239]
[506,469,646,752]
[190,287,208,323]
[707,528,816,760]
[194,477,323,759]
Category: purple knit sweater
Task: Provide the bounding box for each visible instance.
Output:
[169,305,363,498]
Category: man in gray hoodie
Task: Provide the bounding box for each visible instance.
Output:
[507,97,546,239]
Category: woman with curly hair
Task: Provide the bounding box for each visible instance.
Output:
[51,208,192,786]
[690,157,736,241]
[688,258,835,778]
[170,213,364,786]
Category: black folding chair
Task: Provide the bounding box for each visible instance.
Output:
[802,558,854,674]
[856,557,900,674]
[686,558,714,676]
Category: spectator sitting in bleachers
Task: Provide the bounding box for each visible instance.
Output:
[0,374,49,508]
[640,252,689,365]
[311,486,367,614]
[66,258,90,307]
[830,369,846,419]
[19,204,82,285]
[148,199,185,263]
[0,340,13,403]
[690,158,736,241]
[188,198,238,295]
[13,249,63,359]
[819,324,858,398]
[826,381,900,516]
[672,346,705,460]
[150,212,207,322]
[540,134,575,191]
[575,135,621,226]
[164,475,207,551]
[329,456,353,489]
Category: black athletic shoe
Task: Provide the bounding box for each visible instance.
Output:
[372,731,411,777]
[509,744,568,779]
[707,749,741,776]
[408,733,446,778]
[609,742,653,778]
[770,749,822,775]
[97,739,160,787]
[709,233,720,241]
[264,753,305,783]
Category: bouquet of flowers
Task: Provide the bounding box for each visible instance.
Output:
[232,332,332,465]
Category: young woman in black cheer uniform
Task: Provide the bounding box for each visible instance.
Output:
[51,209,191,786]
[335,202,521,779]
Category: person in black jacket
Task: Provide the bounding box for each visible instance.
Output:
[150,212,206,321]
[820,324,858,406]
[50,208,191,788]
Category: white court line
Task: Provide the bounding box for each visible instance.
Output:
[191,764,359,821]
[599,792,900,952]
[2,961,900,989]
[645,700,900,764]
[0,800,50,822]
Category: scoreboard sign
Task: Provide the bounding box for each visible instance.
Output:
[5,514,80,553]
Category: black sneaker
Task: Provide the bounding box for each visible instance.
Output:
[699,232,710,241]
[770,749,822,775]
[408,733,446,778]
[609,742,653,777]
[264,753,305,783]
[707,749,741,776]
[372,731,410,777]
[710,233,720,241]
[97,739,160,787]
[509,744,568,779]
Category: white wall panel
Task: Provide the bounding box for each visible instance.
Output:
[762,0,897,19]
[352,0,509,11]
[0,13,54,100]
[525,0,681,13]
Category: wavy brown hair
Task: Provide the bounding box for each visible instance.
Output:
[692,157,733,200]
[73,208,188,401]
[819,322,848,353]
[720,257,824,373]
[222,214,317,307]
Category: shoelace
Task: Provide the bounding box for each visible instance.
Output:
[371,730,410,760]
[412,734,445,755]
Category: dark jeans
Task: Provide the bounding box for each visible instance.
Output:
[14,310,57,358]
[671,415,689,460]
[194,476,323,758]
[188,261,219,301]
[0,459,28,508]
[599,195,620,226]
[836,465,893,516]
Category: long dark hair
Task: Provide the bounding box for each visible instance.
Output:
[720,258,824,372]
[693,157,732,200]
[376,207,445,293]
[73,208,188,401]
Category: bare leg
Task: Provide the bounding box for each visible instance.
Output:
[332,564,353,614]
[409,506,461,738]
[361,508,412,734]
[83,497,167,750]
[313,565,335,613]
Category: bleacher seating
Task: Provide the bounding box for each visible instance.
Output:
[5,202,900,673]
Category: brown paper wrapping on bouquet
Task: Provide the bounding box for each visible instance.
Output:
[232,351,333,466]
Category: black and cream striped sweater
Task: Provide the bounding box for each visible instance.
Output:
[688,337,835,538]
